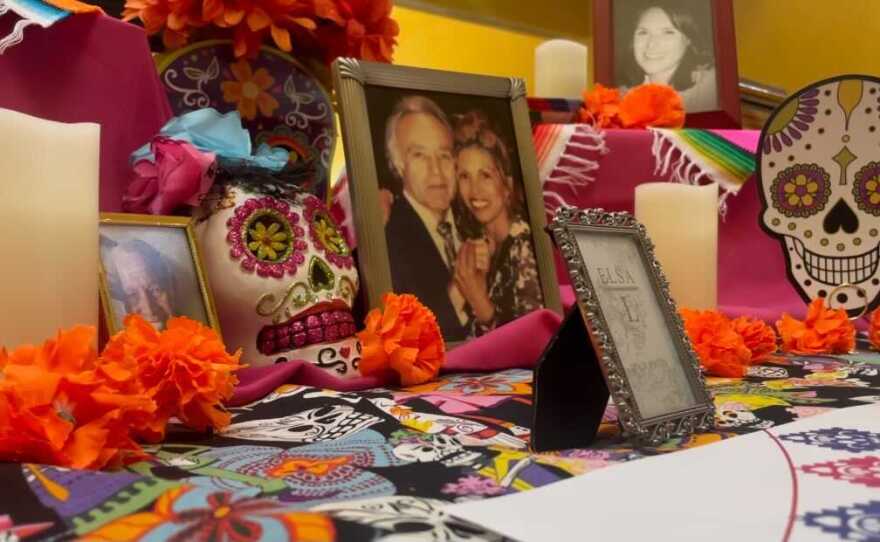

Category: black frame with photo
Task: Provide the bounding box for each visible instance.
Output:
[98,212,222,336]
[593,0,741,128]
[332,59,562,346]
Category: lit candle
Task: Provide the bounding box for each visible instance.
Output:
[0,108,100,347]
[534,39,588,99]
[634,182,718,310]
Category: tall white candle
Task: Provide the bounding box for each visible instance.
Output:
[0,108,100,347]
[635,182,718,310]
[534,39,588,99]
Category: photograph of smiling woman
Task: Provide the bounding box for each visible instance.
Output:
[614,0,718,113]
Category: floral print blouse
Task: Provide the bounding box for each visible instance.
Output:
[473,219,544,336]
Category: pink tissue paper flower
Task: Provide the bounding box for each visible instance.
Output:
[123,137,215,215]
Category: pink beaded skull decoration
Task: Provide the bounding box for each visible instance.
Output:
[196,177,360,375]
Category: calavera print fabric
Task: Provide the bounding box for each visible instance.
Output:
[3,354,880,541]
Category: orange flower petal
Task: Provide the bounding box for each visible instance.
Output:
[270,24,293,51]
[229,59,253,83]
[251,67,275,90]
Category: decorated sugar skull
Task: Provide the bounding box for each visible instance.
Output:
[758,75,880,315]
[195,172,361,374]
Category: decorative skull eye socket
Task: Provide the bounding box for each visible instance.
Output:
[304,196,354,269]
[770,163,832,218]
[227,197,307,278]
[245,210,293,263]
[853,161,880,216]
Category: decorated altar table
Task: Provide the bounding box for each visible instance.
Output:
[3,347,880,541]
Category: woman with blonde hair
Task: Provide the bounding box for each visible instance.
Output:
[451,111,543,336]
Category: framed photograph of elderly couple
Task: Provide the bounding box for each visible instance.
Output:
[333,59,562,345]
[593,0,741,127]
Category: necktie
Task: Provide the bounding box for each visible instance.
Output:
[437,221,456,270]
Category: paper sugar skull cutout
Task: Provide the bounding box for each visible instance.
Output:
[758,75,880,315]
[195,173,360,375]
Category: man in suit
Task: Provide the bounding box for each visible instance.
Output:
[384,95,468,340]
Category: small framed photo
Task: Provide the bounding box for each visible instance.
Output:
[593,0,741,128]
[333,59,562,345]
[98,213,221,336]
[548,207,714,445]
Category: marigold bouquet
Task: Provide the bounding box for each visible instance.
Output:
[0,315,241,470]
[122,0,399,61]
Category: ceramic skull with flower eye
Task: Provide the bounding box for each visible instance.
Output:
[758,75,880,315]
[195,172,361,375]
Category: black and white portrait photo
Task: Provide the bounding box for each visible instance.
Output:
[364,88,545,341]
[613,0,718,113]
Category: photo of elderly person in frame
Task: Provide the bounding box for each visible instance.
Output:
[614,0,718,113]
[102,236,178,330]
[383,95,469,341]
[99,224,212,333]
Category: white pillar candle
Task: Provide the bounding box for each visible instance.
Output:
[534,39,588,99]
[0,108,100,347]
[635,182,718,310]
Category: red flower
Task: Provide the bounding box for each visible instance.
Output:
[314,0,399,63]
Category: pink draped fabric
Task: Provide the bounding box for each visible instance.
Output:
[0,13,172,211]
[230,309,563,405]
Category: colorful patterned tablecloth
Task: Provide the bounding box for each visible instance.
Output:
[3,350,880,541]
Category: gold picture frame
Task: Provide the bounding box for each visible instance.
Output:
[332,59,562,346]
[98,213,222,337]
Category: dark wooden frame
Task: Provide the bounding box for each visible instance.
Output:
[593,0,741,128]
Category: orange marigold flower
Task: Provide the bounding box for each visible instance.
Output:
[122,0,205,50]
[619,83,685,129]
[731,316,778,363]
[314,0,399,63]
[777,298,855,355]
[869,308,880,350]
[101,315,241,442]
[578,83,622,129]
[680,308,750,377]
[357,293,445,386]
[0,326,153,470]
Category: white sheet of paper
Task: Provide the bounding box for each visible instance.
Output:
[448,403,880,542]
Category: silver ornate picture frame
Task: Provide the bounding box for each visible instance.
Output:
[333,59,561,346]
[549,206,714,445]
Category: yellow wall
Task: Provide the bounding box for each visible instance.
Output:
[734,0,880,94]
[331,6,587,180]
[392,6,548,94]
